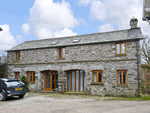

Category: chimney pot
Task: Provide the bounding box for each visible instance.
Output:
[130,17,138,29]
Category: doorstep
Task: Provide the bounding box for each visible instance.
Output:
[41,90,55,93]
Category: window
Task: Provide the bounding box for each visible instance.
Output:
[15,72,20,80]
[73,39,81,43]
[15,51,20,60]
[92,71,103,83]
[26,72,35,82]
[117,70,128,86]
[58,47,65,59]
[67,70,86,92]
[115,42,126,55]
[0,81,3,86]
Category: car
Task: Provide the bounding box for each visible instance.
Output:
[0,78,26,101]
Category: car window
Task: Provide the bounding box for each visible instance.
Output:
[6,81,20,86]
[0,81,4,86]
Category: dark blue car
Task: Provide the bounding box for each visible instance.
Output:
[0,78,26,101]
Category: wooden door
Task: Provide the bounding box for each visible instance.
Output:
[44,71,52,91]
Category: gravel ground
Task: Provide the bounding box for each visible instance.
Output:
[0,93,150,113]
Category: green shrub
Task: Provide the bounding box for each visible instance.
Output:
[141,95,150,100]
[21,76,28,90]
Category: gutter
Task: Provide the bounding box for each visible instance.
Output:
[136,40,140,97]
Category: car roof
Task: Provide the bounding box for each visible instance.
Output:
[0,78,18,82]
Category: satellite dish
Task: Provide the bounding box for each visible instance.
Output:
[0,27,2,31]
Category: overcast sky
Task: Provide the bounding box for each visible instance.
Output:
[0,0,149,51]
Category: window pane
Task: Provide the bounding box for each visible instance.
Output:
[93,72,97,82]
[121,43,125,54]
[76,71,79,91]
[46,72,50,88]
[18,73,20,80]
[33,72,35,81]
[15,73,17,79]
[7,81,20,86]
[118,72,122,84]
[59,48,61,58]
[52,71,55,89]
[68,71,71,91]
[80,71,83,91]
[84,71,86,91]
[63,48,65,58]
[123,72,126,84]
[56,71,58,88]
[27,73,29,81]
[98,72,102,82]
[30,72,32,81]
[72,71,75,91]
[116,44,120,54]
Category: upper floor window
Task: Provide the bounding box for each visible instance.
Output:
[117,70,128,86]
[115,42,126,55]
[58,47,65,59]
[26,71,35,82]
[15,72,20,80]
[92,70,103,83]
[15,51,20,61]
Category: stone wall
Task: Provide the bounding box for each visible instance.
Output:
[7,40,141,97]
[7,41,138,64]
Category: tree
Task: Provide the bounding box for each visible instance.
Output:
[0,50,7,78]
[141,36,150,64]
[0,50,7,64]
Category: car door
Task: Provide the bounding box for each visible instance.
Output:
[0,80,4,91]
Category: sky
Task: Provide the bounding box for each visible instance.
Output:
[0,0,150,51]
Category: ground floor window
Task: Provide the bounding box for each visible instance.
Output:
[117,70,128,86]
[67,70,86,92]
[52,71,58,90]
[26,71,35,82]
[92,70,103,83]
[14,72,19,80]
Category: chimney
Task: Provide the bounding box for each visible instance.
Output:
[130,17,138,29]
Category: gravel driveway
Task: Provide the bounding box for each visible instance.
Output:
[0,93,150,113]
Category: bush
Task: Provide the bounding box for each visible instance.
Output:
[21,76,28,90]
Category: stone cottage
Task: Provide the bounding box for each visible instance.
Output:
[7,18,144,97]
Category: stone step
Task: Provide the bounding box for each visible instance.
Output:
[64,91,87,95]
[41,90,55,93]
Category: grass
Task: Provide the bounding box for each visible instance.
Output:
[26,92,150,101]
[107,95,150,101]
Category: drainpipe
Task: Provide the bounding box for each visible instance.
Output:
[136,40,140,97]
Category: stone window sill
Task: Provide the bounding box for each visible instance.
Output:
[91,83,104,85]
[14,60,20,62]
[57,58,65,60]
[115,54,127,57]
[28,81,35,84]
[117,84,128,87]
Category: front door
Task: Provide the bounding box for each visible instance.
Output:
[44,71,52,91]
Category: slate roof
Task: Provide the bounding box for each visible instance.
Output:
[7,28,144,51]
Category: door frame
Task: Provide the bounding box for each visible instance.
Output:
[44,71,52,91]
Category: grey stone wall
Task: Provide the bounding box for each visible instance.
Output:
[7,41,137,64]
[7,40,141,97]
